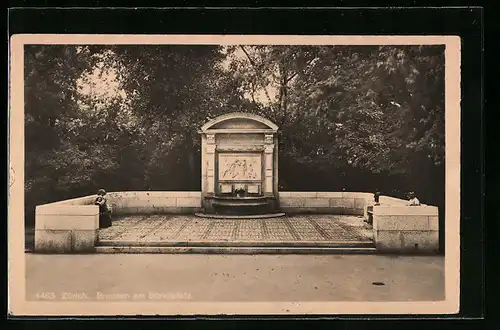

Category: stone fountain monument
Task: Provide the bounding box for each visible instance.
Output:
[196,112,283,217]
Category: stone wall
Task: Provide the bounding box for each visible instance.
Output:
[371,196,439,253]
[107,191,375,216]
[34,191,439,254]
[35,196,99,253]
[107,191,203,215]
[278,192,374,216]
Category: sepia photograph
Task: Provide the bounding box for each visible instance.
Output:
[8,34,460,316]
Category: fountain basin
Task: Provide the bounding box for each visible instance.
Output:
[202,195,279,216]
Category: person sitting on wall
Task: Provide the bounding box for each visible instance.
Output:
[407,191,421,206]
[95,189,112,228]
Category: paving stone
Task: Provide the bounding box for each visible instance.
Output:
[288,217,325,241]
[236,220,263,241]
[265,219,295,241]
[205,220,235,240]
[98,215,373,243]
[176,218,211,241]
[142,217,190,241]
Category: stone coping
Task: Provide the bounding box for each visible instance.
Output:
[34,191,439,218]
[108,191,201,198]
[38,195,96,207]
[372,205,438,216]
[36,191,442,218]
[36,191,376,210]
[279,192,373,199]
[36,205,99,216]
[379,195,411,205]
[377,195,430,206]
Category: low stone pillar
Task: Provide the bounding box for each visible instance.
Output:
[263,142,274,196]
[34,205,100,253]
[364,202,373,220]
[205,135,216,195]
[372,205,439,253]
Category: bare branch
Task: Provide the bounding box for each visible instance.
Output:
[239,46,275,107]
[285,56,317,84]
[239,46,257,68]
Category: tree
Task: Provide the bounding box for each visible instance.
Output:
[226,45,320,125]
[109,45,253,189]
[227,45,445,200]
[24,45,97,201]
[296,45,445,194]
[24,44,445,230]
[25,45,140,194]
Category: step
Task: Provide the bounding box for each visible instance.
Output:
[95,246,378,255]
[213,196,269,201]
[97,239,375,248]
[194,212,286,219]
[212,201,268,207]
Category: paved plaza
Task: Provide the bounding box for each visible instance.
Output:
[98,215,373,244]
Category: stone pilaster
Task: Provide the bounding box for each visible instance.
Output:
[205,134,216,194]
[264,134,274,195]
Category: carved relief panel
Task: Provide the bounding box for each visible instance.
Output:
[218,153,261,181]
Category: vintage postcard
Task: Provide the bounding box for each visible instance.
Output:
[8,34,460,316]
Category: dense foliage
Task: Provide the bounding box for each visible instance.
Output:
[23,44,445,228]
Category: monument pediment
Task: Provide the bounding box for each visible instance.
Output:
[211,118,270,130]
[199,112,278,133]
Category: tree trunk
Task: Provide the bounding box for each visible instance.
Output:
[185,131,197,190]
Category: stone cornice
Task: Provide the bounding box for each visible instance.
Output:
[199,112,279,132]
[198,128,276,134]
[216,145,265,152]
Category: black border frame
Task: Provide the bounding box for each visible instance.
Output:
[6,6,485,323]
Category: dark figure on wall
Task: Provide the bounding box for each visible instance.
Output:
[374,191,381,206]
[407,191,421,206]
[95,189,112,228]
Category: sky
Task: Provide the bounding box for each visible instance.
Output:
[77,66,126,101]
